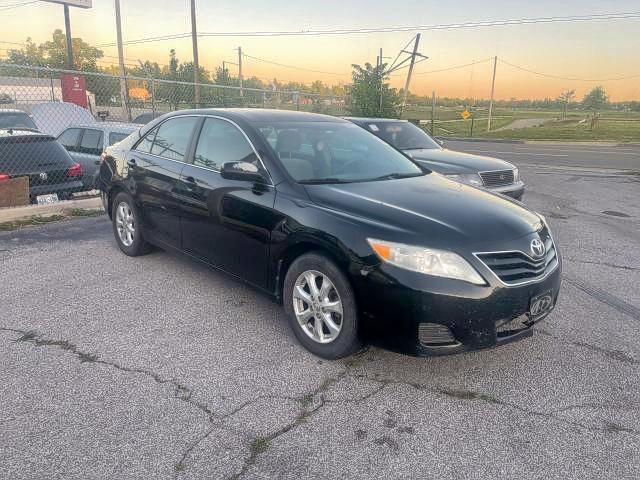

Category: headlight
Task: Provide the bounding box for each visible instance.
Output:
[367,238,485,285]
[513,168,520,182]
[445,173,484,187]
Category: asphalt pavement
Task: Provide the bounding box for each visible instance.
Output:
[444,139,640,171]
[1,145,639,479]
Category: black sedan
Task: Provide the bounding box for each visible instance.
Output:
[99,109,560,359]
[346,117,525,200]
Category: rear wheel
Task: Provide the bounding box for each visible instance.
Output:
[112,191,151,256]
[283,253,360,359]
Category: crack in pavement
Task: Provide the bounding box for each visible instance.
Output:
[3,328,638,480]
[537,329,638,366]
[565,258,640,272]
[565,277,640,322]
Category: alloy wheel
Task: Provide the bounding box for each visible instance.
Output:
[292,270,343,344]
[115,201,135,247]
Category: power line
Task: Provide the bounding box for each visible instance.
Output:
[95,11,640,47]
[242,53,350,76]
[0,0,39,11]
[412,58,493,75]
[499,58,640,81]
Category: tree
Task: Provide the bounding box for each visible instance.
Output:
[347,62,400,118]
[558,89,575,119]
[582,86,609,112]
[6,30,103,71]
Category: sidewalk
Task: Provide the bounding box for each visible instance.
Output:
[0,197,103,224]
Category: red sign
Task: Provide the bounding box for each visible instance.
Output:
[61,74,87,108]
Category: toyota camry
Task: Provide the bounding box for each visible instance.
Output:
[99,109,561,359]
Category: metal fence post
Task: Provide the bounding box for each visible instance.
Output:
[150,77,156,118]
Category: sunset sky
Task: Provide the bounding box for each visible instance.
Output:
[1,0,639,100]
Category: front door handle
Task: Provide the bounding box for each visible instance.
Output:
[184,176,196,184]
[127,158,136,166]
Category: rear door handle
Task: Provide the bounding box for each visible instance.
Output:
[184,176,196,183]
[127,158,136,166]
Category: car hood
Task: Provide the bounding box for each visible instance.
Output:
[304,173,541,251]
[405,148,514,174]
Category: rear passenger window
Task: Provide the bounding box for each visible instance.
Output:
[58,128,81,151]
[194,118,256,170]
[150,117,198,161]
[79,129,104,155]
[135,127,157,153]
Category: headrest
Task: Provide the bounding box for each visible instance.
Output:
[275,129,302,154]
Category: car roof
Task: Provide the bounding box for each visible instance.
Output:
[161,108,348,123]
[343,117,409,124]
[0,128,51,139]
[0,109,28,114]
[64,121,139,131]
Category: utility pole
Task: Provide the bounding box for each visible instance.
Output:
[114,0,131,121]
[238,47,244,97]
[379,47,384,112]
[431,91,436,136]
[487,55,497,132]
[190,0,201,107]
[401,33,421,116]
[63,4,74,69]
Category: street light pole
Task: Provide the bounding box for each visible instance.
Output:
[487,55,497,132]
[114,0,131,121]
[190,0,201,107]
[63,4,74,69]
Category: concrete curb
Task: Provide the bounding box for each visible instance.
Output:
[0,196,103,223]
[439,137,525,144]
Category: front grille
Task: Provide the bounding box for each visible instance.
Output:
[418,322,458,346]
[475,228,558,286]
[479,169,514,187]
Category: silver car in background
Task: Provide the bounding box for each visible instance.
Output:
[57,122,139,190]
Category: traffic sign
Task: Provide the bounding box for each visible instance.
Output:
[461,110,471,120]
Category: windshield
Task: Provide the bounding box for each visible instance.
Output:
[0,112,38,130]
[363,121,440,150]
[255,121,423,183]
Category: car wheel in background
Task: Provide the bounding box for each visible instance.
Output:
[283,252,361,359]
[111,191,151,256]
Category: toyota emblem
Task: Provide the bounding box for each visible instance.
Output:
[530,295,553,316]
[530,238,545,258]
[39,172,48,181]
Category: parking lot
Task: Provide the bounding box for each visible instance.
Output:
[1,141,639,479]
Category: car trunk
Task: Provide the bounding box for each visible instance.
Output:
[0,136,74,186]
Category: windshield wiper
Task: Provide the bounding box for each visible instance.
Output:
[298,178,353,184]
[367,172,424,181]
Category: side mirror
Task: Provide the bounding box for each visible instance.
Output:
[436,138,444,147]
[220,161,267,183]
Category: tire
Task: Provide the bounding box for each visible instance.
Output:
[111,191,152,256]
[283,252,361,359]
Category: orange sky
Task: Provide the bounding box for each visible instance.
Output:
[1,0,639,100]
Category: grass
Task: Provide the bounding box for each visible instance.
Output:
[0,208,104,232]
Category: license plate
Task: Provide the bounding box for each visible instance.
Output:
[529,290,553,320]
[36,193,60,205]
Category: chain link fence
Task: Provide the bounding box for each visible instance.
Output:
[0,63,347,209]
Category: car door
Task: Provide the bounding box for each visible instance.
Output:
[128,115,200,249]
[178,116,278,289]
[75,128,104,188]
[57,127,82,162]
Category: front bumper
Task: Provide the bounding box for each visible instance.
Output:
[353,254,561,356]
[489,181,525,200]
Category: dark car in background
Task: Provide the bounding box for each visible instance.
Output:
[132,112,163,125]
[57,122,139,190]
[99,109,560,359]
[0,109,38,131]
[346,117,525,200]
[0,129,83,202]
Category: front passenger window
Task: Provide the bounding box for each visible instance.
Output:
[194,118,256,170]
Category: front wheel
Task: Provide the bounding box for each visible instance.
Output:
[111,192,151,256]
[283,253,361,359]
